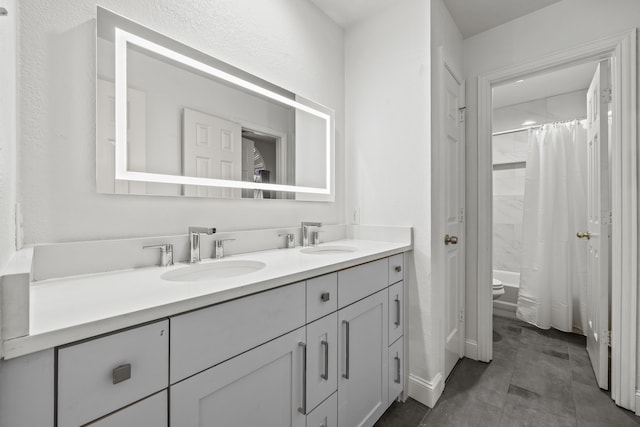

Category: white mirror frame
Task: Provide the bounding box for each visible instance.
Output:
[113,27,333,195]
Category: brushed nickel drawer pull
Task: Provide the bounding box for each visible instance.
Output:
[112,363,131,384]
[321,340,329,380]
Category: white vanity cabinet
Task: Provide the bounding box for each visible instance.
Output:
[170,327,307,427]
[13,251,406,427]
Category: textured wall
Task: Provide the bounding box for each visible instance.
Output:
[345,0,437,405]
[18,0,345,244]
[0,0,17,269]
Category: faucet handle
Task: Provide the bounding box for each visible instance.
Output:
[279,233,296,249]
[214,239,235,259]
[143,244,174,267]
[311,230,325,246]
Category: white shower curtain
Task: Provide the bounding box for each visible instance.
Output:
[516,121,589,333]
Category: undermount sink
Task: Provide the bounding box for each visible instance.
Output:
[161,260,266,282]
[300,245,358,255]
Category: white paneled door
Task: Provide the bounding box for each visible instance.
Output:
[182,108,242,198]
[583,59,611,390]
[443,65,465,379]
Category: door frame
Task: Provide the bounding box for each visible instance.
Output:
[433,46,466,388]
[475,30,637,410]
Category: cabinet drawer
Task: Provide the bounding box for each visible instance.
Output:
[337,258,388,308]
[306,313,337,412]
[388,253,404,285]
[307,273,337,322]
[306,392,337,427]
[388,281,404,345]
[57,320,169,427]
[86,390,167,427]
[170,282,305,383]
[388,336,404,405]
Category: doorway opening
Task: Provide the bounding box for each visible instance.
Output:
[490,59,610,382]
[475,30,637,411]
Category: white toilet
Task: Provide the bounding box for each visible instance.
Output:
[492,278,505,300]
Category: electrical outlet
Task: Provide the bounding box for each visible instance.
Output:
[352,208,360,225]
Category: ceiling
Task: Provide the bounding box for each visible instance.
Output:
[310,0,563,38]
[308,0,395,28]
[493,61,598,109]
[441,0,563,38]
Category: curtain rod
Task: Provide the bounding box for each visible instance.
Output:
[492,117,587,137]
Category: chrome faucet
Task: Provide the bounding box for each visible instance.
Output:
[301,221,322,247]
[189,226,216,263]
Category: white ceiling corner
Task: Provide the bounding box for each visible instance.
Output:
[308,0,396,28]
[441,0,564,38]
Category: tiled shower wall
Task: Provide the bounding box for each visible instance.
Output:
[492,89,587,273]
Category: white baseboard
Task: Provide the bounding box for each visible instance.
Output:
[408,373,443,408]
[465,339,478,360]
[493,306,517,319]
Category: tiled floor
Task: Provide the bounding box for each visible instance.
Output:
[375,315,640,427]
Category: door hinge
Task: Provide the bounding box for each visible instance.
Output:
[602,210,612,225]
[458,107,466,123]
[603,330,612,347]
[601,88,612,104]
[458,310,465,322]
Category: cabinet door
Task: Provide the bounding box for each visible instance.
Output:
[306,313,337,412]
[388,281,404,345]
[86,391,167,427]
[338,289,388,427]
[170,327,306,427]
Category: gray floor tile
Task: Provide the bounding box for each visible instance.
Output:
[499,397,577,427]
[420,395,503,427]
[518,326,570,355]
[569,346,598,388]
[510,348,575,418]
[376,317,640,427]
[374,398,430,427]
[573,381,640,427]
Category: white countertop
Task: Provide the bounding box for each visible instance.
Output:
[3,239,410,359]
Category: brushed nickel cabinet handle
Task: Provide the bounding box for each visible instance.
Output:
[342,320,350,379]
[395,295,401,327]
[394,354,401,384]
[298,342,307,414]
[321,340,329,380]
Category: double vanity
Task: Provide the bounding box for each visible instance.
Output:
[0,226,411,427]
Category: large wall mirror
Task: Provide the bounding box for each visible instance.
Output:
[96,7,334,200]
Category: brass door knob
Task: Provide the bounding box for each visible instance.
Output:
[444,234,459,245]
[577,231,591,240]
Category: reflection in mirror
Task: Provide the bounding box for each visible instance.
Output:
[96,7,334,200]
